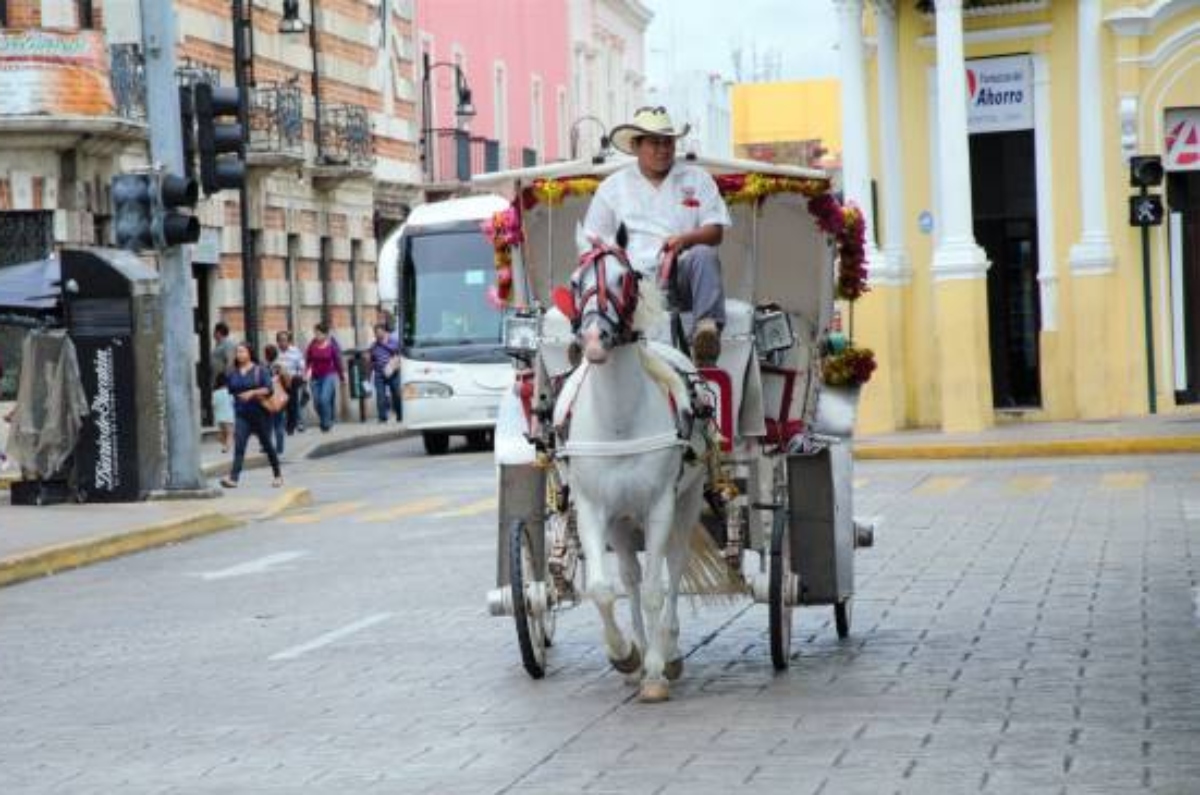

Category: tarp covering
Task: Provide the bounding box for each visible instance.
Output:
[5,330,87,478]
[0,257,60,311]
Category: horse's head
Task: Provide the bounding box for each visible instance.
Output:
[560,224,643,364]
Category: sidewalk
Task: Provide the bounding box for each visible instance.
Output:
[855,411,1200,458]
[0,417,409,588]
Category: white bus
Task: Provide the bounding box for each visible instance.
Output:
[378,195,512,455]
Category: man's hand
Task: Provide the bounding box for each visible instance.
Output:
[662,235,685,254]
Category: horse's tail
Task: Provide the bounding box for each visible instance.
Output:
[681,523,745,603]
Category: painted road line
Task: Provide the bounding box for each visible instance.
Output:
[433,497,497,519]
[356,496,449,523]
[269,613,394,661]
[853,478,869,489]
[1006,475,1056,495]
[280,500,366,526]
[913,476,970,496]
[1183,500,1200,522]
[1100,472,1149,490]
[197,551,309,581]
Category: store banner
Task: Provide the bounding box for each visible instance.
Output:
[0,30,116,117]
[966,56,1033,134]
[1164,108,1200,172]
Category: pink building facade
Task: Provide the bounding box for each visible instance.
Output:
[417,0,572,181]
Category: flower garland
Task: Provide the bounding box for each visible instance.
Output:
[821,343,877,388]
[713,173,828,205]
[521,177,602,209]
[480,203,524,306]
[807,193,869,302]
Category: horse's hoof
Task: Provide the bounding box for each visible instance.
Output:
[609,644,642,675]
[639,679,670,703]
[664,657,684,681]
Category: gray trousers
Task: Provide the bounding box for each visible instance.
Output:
[672,244,726,327]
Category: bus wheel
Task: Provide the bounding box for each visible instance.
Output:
[423,432,450,456]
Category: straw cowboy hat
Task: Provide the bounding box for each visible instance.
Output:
[609,106,691,155]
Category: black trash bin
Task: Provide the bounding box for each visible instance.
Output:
[63,248,166,502]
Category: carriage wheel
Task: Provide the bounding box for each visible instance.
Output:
[835,598,851,640]
[510,519,548,679]
[768,509,794,670]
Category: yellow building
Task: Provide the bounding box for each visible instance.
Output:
[831,0,1200,434]
[731,80,843,168]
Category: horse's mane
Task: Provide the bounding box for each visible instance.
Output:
[631,274,665,333]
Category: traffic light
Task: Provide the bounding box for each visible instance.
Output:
[112,174,154,251]
[1130,155,1164,188]
[179,85,197,184]
[111,172,200,252]
[194,82,246,195]
[155,173,201,248]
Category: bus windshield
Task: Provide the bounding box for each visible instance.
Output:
[402,230,501,350]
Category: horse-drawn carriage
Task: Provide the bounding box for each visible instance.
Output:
[475,153,875,701]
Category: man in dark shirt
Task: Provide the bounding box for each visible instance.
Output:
[368,323,402,423]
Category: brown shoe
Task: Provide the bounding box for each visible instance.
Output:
[692,319,721,367]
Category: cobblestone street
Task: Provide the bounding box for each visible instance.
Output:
[1,442,1198,793]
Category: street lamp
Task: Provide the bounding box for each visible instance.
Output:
[570,115,610,162]
[421,52,476,182]
[278,0,306,34]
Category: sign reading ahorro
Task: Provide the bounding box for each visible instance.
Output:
[0,30,115,117]
[966,55,1033,134]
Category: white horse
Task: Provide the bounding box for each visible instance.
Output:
[552,227,728,703]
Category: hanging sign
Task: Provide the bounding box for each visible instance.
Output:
[966,55,1033,134]
[1164,109,1200,172]
[0,31,116,117]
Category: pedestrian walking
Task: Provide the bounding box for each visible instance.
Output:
[210,322,235,387]
[275,330,306,434]
[263,344,287,455]
[212,371,234,453]
[220,342,283,489]
[368,323,402,423]
[304,322,344,433]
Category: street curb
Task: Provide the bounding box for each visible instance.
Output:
[254,486,311,521]
[0,511,243,589]
[306,428,414,460]
[854,435,1200,460]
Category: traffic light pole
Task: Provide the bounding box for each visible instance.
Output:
[140,0,205,490]
[1139,183,1157,415]
[232,0,259,355]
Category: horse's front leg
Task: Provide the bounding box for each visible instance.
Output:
[576,493,639,673]
[610,525,646,674]
[638,491,676,703]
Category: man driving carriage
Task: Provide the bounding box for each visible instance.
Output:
[582,106,731,366]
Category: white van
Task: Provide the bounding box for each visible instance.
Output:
[378,195,512,455]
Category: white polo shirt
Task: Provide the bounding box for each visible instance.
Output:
[583,161,732,278]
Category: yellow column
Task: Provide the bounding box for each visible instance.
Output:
[855,284,906,434]
[934,278,992,432]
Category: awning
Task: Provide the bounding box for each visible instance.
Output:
[0,257,61,311]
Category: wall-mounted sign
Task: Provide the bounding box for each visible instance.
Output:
[918,210,934,235]
[1164,108,1200,172]
[966,55,1033,134]
[0,30,115,117]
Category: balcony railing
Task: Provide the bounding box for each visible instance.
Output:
[248,81,304,161]
[109,43,146,122]
[318,103,374,170]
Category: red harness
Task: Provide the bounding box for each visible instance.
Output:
[553,244,640,338]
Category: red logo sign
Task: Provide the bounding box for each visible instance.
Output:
[1166,116,1200,169]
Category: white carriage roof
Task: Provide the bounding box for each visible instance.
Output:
[471,154,829,192]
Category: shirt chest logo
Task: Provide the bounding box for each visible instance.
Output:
[680,186,700,208]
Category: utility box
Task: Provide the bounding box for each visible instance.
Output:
[63,248,166,502]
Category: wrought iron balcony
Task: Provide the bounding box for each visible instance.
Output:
[315,103,374,175]
[109,43,146,122]
[247,80,305,166]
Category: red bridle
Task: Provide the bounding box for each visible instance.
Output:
[555,243,641,341]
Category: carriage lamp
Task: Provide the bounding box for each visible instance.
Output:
[503,310,541,358]
[403,381,454,399]
[753,307,795,356]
